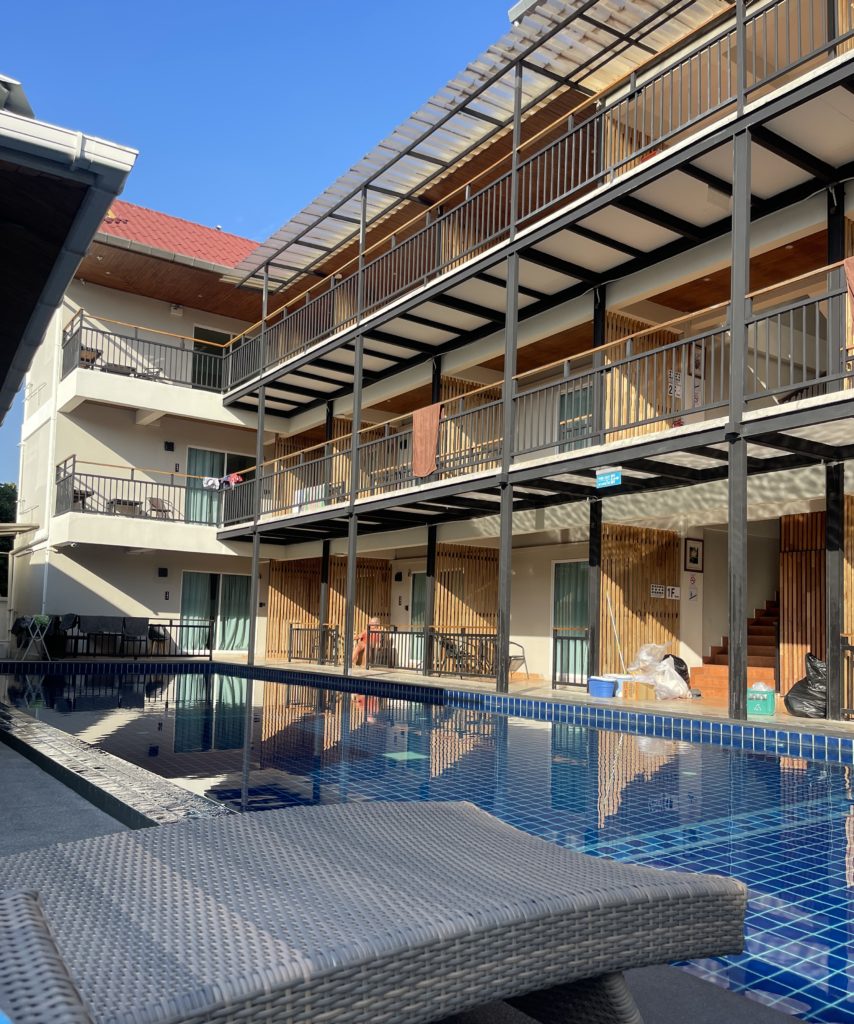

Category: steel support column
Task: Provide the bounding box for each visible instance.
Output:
[343,513,358,676]
[728,126,751,720]
[496,482,514,694]
[431,355,442,405]
[587,499,602,679]
[496,252,520,693]
[592,284,606,443]
[509,61,523,239]
[319,538,331,665]
[826,462,845,720]
[728,434,748,720]
[828,184,846,383]
[423,524,437,676]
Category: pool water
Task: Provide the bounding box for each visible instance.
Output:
[5,670,854,1022]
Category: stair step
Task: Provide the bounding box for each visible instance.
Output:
[709,654,777,667]
[746,635,777,647]
[747,625,777,637]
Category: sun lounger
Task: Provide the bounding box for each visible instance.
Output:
[0,801,745,1024]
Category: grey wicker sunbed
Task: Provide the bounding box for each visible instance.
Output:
[0,801,746,1024]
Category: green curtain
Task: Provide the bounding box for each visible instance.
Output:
[174,674,212,752]
[181,571,216,652]
[218,574,251,651]
[214,675,247,749]
[553,562,589,681]
[409,572,427,668]
[186,448,225,524]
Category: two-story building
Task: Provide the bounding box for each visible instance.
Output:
[16,0,854,721]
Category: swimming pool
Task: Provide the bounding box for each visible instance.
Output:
[4,668,854,1022]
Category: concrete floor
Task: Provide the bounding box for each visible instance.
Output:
[0,742,127,856]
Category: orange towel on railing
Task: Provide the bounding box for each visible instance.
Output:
[412,402,442,477]
[845,257,854,334]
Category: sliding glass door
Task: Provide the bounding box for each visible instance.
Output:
[180,571,250,652]
[186,448,224,524]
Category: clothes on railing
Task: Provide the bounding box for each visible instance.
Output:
[202,473,244,491]
[411,403,442,477]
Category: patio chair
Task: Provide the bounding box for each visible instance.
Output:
[508,640,530,679]
[0,801,746,1024]
[120,617,149,658]
[147,496,177,519]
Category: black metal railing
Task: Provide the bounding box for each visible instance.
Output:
[287,624,340,665]
[364,627,426,672]
[429,630,498,679]
[56,617,215,659]
[62,312,225,391]
[552,628,590,689]
[842,638,854,718]
[226,0,853,388]
[54,457,224,525]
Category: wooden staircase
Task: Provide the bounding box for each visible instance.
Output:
[691,596,779,703]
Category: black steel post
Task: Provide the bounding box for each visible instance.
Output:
[496,252,520,693]
[826,462,845,720]
[423,524,437,676]
[431,355,442,405]
[828,184,846,385]
[728,434,748,720]
[587,499,602,678]
[319,538,331,665]
[509,60,523,239]
[343,514,358,676]
[592,284,606,443]
[496,482,514,694]
[735,0,746,116]
[727,126,751,721]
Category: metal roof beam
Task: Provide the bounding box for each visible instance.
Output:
[430,294,506,322]
[398,311,461,333]
[563,224,643,258]
[751,125,836,183]
[751,430,849,462]
[614,196,704,241]
[368,183,432,206]
[520,246,598,283]
[678,163,734,197]
[476,269,547,300]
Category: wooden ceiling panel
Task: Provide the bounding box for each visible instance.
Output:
[77,241,262,322]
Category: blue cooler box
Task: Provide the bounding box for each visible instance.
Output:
[588,676,617,698]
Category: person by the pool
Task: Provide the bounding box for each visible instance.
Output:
[352,616,385,666]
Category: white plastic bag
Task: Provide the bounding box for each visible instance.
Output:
[628,643,669,674]
[653,656,690,700]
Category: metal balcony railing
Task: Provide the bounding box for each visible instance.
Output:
[224,0,854,389]
[219,262,854,530]
[53,457,237,526]
[61,311,227,392]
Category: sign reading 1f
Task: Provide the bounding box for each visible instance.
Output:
[596,467,622,489]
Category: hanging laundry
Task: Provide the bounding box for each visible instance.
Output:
[202,477,220,490]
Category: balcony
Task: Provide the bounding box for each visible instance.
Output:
[61,311,227,391]
[224,0,854,392]
[54,457,251,527]
[221,263,853,530]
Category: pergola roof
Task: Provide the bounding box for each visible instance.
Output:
[232,0,727,291]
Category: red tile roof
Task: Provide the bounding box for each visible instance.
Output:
[98,199,257,268]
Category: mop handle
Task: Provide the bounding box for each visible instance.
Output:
[606,593,627,674]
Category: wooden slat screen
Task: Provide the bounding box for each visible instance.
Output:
[266,556,391,659]
[779,497,854,692]
[434,544,499,632]
[598,524,680,673]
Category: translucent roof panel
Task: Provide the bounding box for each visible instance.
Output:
[234,0,728,288]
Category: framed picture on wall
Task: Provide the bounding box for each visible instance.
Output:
[684,537,704,573]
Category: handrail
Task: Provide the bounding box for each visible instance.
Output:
[64,310,235,348]
[63,458,245,483]
[222,4,743,350]
[746,259,845,299]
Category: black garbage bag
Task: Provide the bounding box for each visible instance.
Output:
[784,653,827,718]
[670,655,690,686]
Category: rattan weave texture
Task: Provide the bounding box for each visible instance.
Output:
[0,802,746,1024]
[0,890,94,1024]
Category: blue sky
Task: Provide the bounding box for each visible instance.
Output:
[1,0,511,483]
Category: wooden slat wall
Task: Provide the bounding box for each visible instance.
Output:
[779,497,854,692]
[604,312,683,442]
[598,525,680,673]
[439,380,503,478]
[266,559,322,659]
[266,556,391,659]
[434,544,499,632]
[779,511,826,692]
